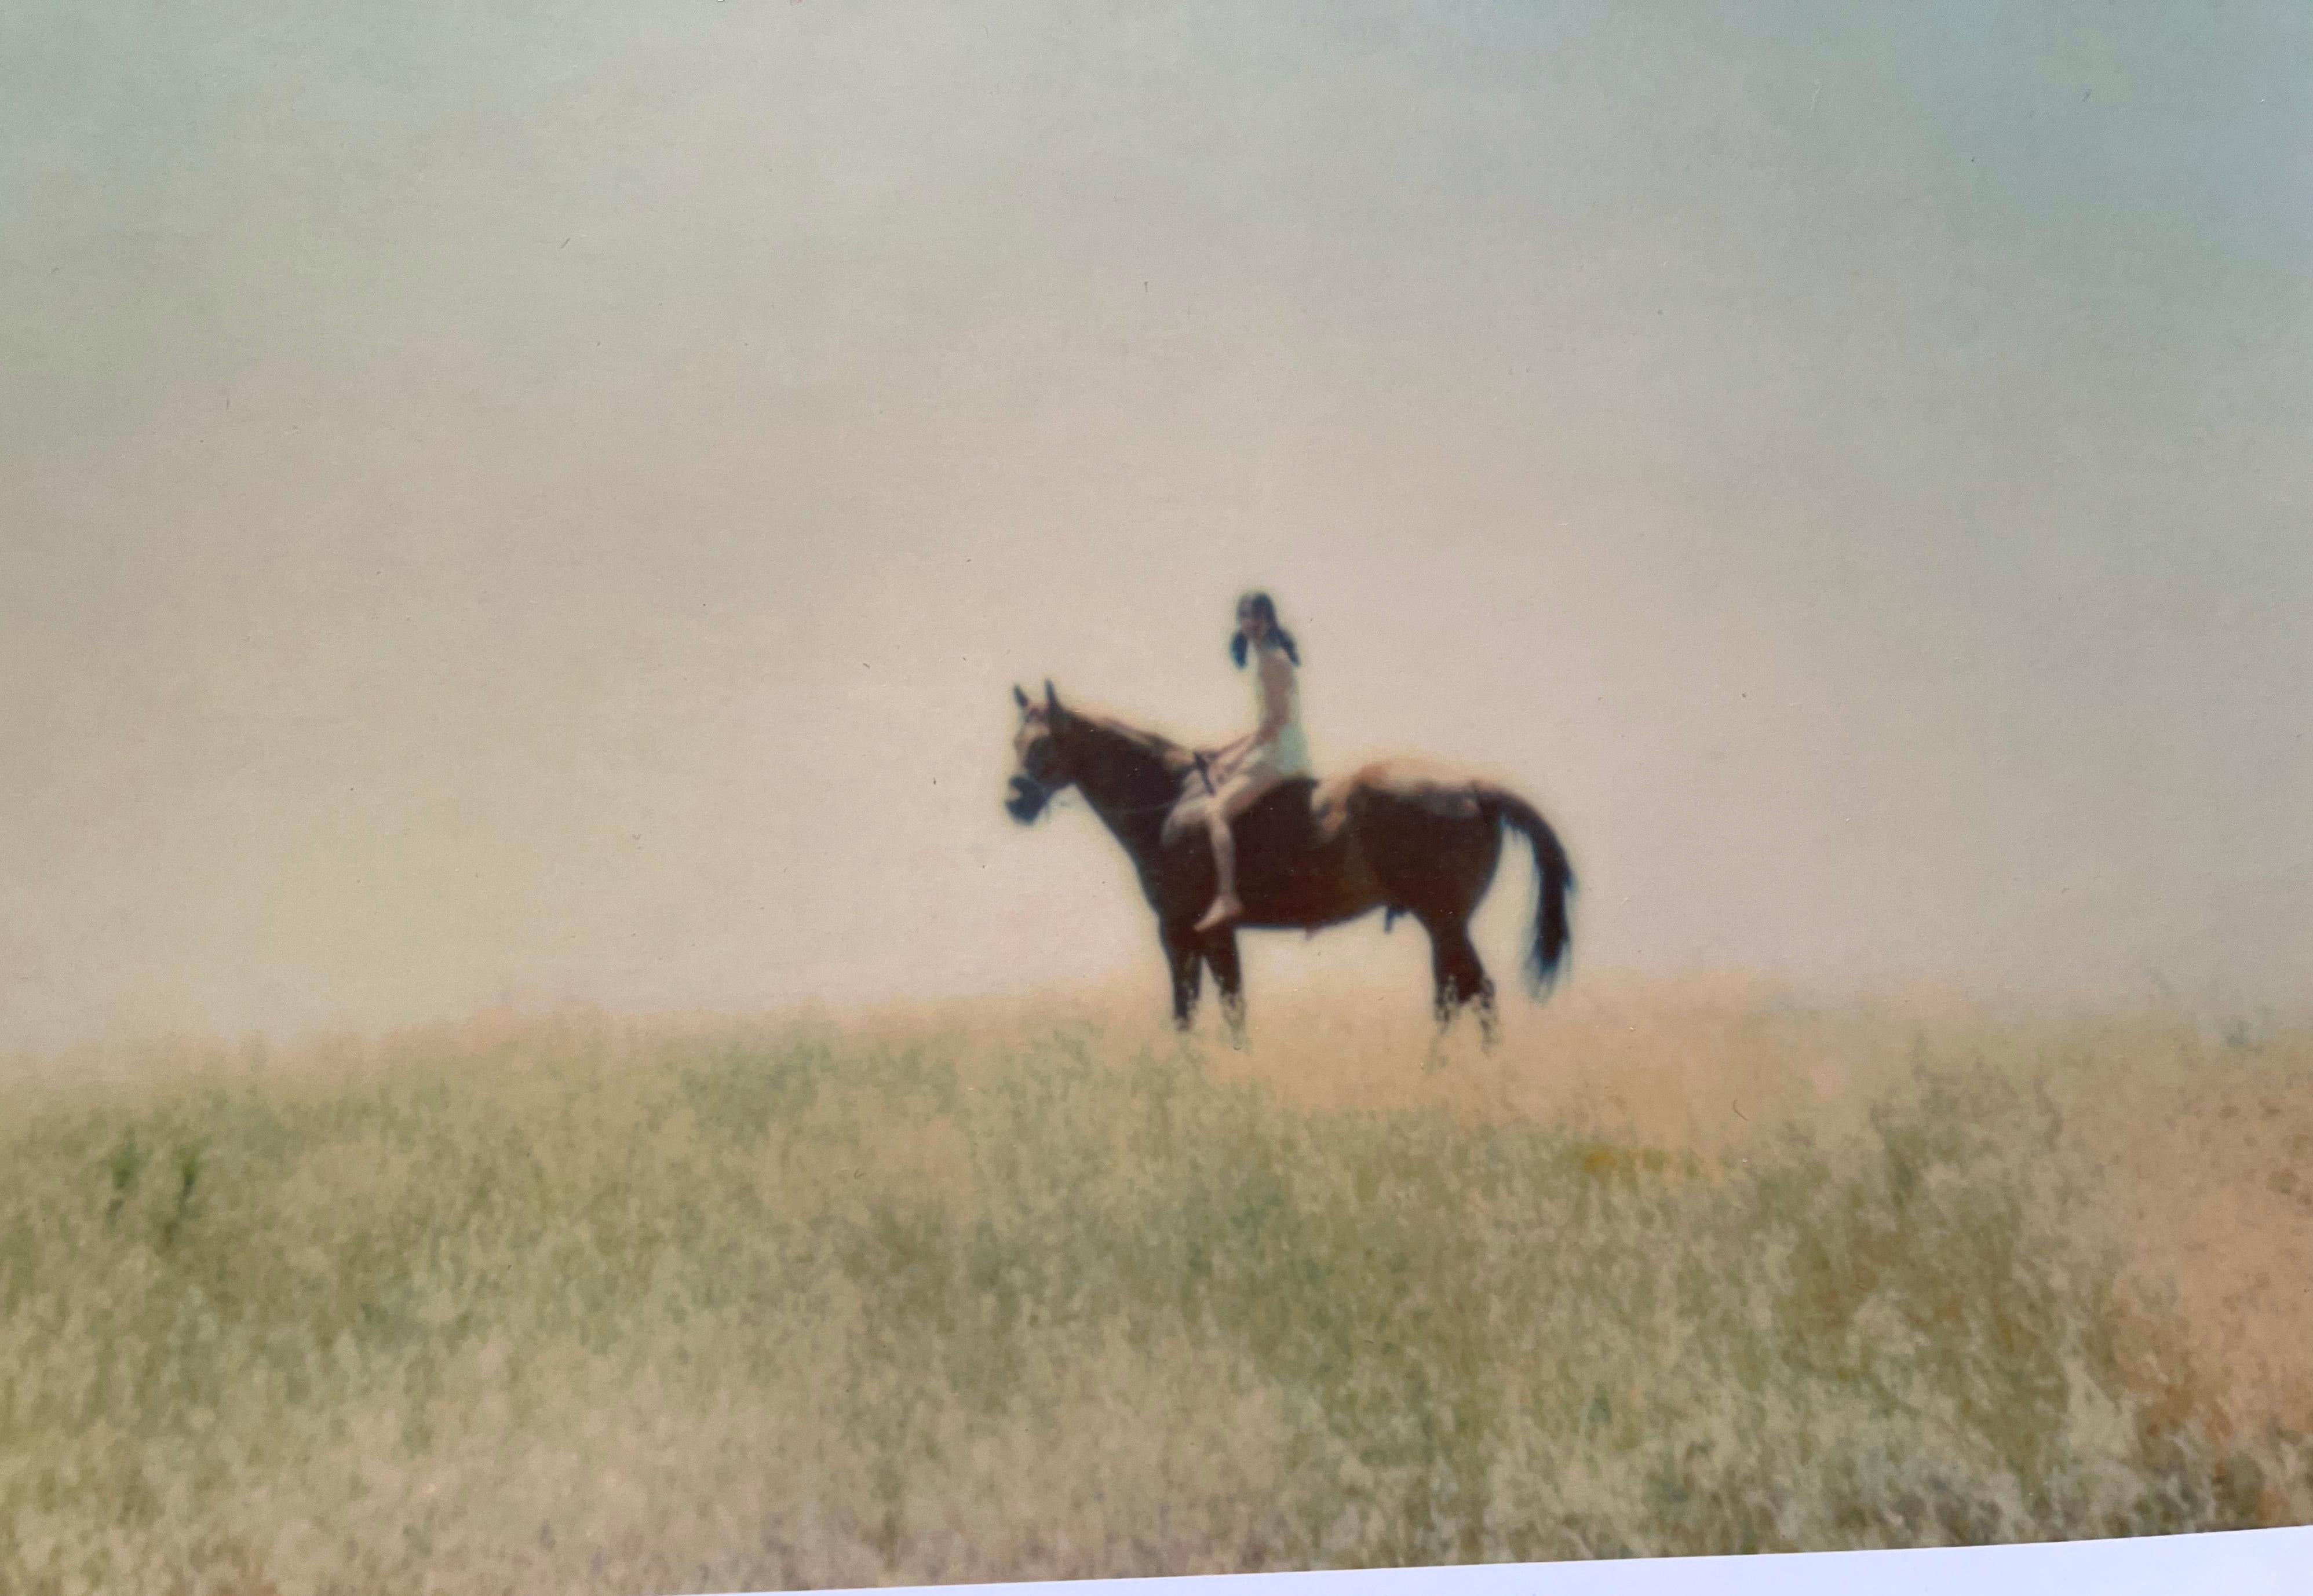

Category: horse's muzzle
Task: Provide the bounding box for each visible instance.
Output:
[1005,775,1048,823]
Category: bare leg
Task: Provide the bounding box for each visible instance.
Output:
[1195,809,1241,933]
[1195,770,1279,934]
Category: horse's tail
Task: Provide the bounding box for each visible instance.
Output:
[1484,786,1575,997]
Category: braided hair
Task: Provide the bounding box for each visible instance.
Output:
[1228,590,1301,669]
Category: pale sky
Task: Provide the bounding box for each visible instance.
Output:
[5,2,2310,1050]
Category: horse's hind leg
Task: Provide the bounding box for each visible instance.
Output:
[1425,918,1495,1045]
[1472,971,1500,1050]
[1202,929,1247,1047]
[1452,925,1500,1049]
[1425,921,1460,1032]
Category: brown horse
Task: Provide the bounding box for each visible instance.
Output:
[1005,681,1574,1044]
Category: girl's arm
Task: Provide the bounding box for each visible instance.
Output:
[1205,731,1253,777]
[1251,653,1292,745]
[1213,657,1292,774]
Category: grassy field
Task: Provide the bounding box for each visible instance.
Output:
[3,974,2310,1594]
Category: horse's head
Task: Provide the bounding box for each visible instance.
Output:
[1005,681,1075,823]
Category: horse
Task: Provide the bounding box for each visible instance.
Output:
[1004,681,1574,1046]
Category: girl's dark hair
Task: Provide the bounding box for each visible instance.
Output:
[1230,590,1301,668]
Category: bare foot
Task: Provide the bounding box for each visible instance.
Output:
[1194,894,1242,934]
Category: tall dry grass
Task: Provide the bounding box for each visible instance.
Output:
[3,974,2309,1594]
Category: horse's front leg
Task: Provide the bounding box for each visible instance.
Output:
[1161,924,1203,1032]
[1203,929,1247,1047]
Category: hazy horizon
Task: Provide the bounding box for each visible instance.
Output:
[6,2,2310,1051]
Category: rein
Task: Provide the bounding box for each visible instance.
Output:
[1050,786,1195,820]
[1033,751,1220,822]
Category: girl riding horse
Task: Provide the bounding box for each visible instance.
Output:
[1195,590,1312,933]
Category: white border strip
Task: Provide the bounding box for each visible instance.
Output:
[721,1526,2313,1596]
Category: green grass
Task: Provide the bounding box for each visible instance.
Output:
[2,991,2308,1592]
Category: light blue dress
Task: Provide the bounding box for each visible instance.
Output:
[1243,642,1313,780]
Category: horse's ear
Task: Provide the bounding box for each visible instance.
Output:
[1044,680,1061,716]
[1012,684,1030,711]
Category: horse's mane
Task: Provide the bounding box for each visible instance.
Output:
[1066,707,1205,786]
